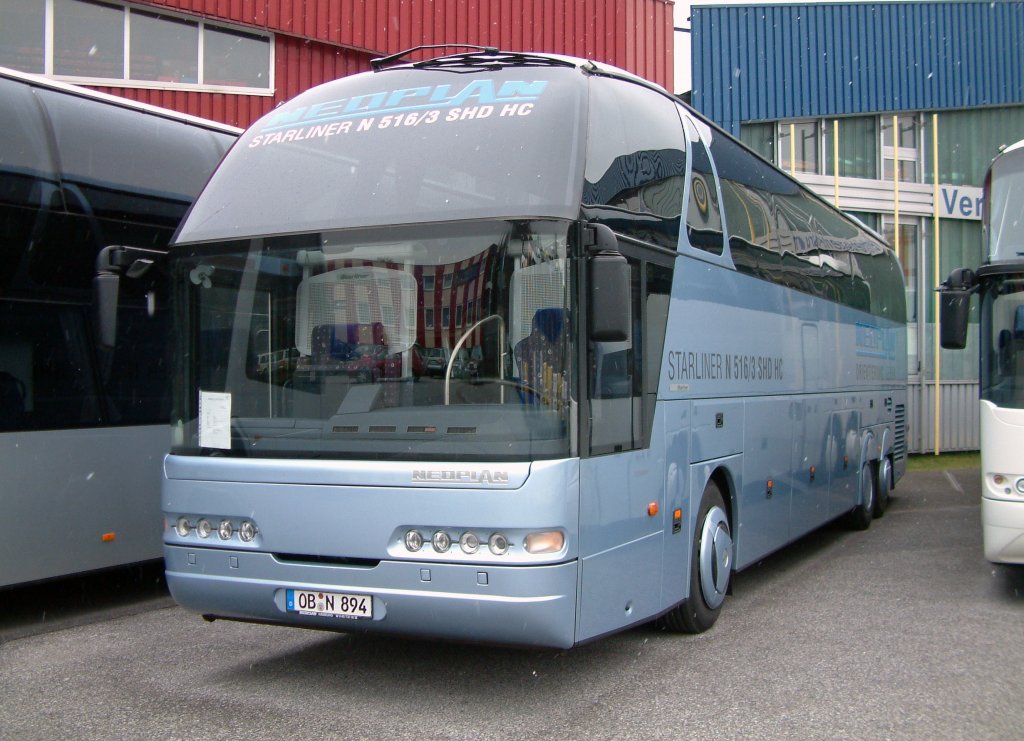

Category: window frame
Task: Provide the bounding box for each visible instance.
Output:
[777,119,823,175]
[5,0,274,96]
[880,113,923,184]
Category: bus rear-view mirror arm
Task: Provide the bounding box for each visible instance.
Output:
[93,245,165,348]
[587,223,631,343]
[937,267,977,350]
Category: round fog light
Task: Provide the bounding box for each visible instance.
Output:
[488,533,509,555]
[175,517,191,538]
[404,529,423,552]
[460,532,480,554]
[1016,478,1024,495]
[196,519,213,538]
[432,530,451,553]
[218,520,233,540]
[239,520,257,542]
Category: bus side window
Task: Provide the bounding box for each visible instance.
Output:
[582,78,686,251]
[680,114,725,255]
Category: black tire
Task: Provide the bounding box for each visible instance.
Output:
[846,463,876,530]
[660,482,732,634]
[873,457,892,518]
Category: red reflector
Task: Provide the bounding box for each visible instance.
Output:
[101,532,116,543]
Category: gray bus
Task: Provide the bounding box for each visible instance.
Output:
[0,67,237,587]
[160,50,907,647]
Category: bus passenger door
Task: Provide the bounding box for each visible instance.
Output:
[577,255,668,642]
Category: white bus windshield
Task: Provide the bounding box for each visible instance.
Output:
[172,220,576,461]
[981,273,1024,409]
[988,150,1024,263]
[177,67,585,243]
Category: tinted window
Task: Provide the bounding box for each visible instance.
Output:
[38,88,230,228]
[707,121,904,322]
[179,68,585,243]
[0,301,101,431]
[583,78,685,250]
[0,77,59,209]
[681,112,724,255]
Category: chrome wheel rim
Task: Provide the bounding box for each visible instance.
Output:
[861,465,875,512]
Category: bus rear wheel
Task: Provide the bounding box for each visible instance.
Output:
[660,482,732,634]
[873,457,893,518]
[846,463,876,530]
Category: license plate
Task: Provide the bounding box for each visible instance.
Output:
[286,589,372,619]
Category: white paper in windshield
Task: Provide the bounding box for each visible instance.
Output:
[198,390,232,449]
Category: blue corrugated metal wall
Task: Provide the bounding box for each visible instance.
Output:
[692,1,1024,135]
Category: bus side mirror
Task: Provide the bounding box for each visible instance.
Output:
[94,245,164,349]
[588,224,631,342]
[938,268,977,350]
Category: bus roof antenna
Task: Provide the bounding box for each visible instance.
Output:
[370,44,499,72]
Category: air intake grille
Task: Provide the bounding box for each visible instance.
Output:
[894,404,907,461]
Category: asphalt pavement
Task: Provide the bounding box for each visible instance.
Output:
[0,466,1021,740]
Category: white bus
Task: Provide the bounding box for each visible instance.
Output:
[157,49,907,647]
[942,140,1024,564]
[0,67,238,587]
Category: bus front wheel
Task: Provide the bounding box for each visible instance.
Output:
[660,482,732,634]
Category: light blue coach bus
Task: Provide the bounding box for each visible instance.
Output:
[161,49,907,647]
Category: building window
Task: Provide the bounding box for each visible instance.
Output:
[778,120,820,174]
[130,11,198,84]
[424,308,434,329]
[455,305,463,328]
[0,0,272,93]
[53,0,123,79]
[423,274,435,291]
[883,215,921,373]
[881,114,921,182]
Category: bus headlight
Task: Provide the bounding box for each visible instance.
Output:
[218,520,233,540]
[488,533,510,555]
[175,517,192,538]
[432,530,451,553]
[1017,478,1024,495]
[239,520,257,542]
[404,529,423,552]
[459,532,480,554]
[196,519,213,538]
[525,531,564,554]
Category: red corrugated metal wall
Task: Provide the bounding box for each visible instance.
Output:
[88,0,673,128]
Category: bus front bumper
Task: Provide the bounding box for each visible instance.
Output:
[982,497,1024,564]
[164,545,579,648]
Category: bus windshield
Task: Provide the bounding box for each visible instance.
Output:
[987,152,1024,263]
[171,220,576,461]
[176,66,585,244]
[981,272,1024,409]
